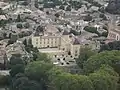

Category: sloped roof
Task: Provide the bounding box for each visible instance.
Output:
[45,24,59,34]
[63,30,69,35]
[73,38,80,45]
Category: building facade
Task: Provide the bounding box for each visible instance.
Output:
[32,24,81,58]
[107,20,120,42]
[32,24,99,58]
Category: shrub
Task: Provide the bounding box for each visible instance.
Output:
[59,5,64,10]
[17,23,23,29]
[84,26,100,35]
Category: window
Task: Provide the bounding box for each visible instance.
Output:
[36,38,38,41]
[55,38,57,43]
[75,54,77,56]
[40,42,42,44]
[117,35,119,41]
[51,39,53,45]
[75,50,77,53]
[44,39,45,44]
[48,39,49,44]
[75,50,78,56]
[36,42,38,44]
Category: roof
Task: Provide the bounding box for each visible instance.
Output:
[45,24,59,34]
[63,30,69,35]
[0,15,7,20]
[0,70,9,75]
[73,38,80,45]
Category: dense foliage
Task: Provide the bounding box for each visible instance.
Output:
[76,47,96,68]
[100,41,120,52]
[7,48,120,90]
[83,50,120,74]
[106,0,120,14]
[84,26,100,35]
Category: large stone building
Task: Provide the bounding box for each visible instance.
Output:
[32,24,99,58]
[32,24,82,58]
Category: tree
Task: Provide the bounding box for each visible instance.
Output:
[0,20,7,27]
[36,25,44,33]
[101,31,108,37]
[59,5,64,10]
[83,15,92,21]
[17,23,23,29]
[50,73,94,90]
[35,0,39,8]
[8,39,15,45]
[105,0,120,14]
[7,34,18,45]
[16,14,21,22]
[83,50,120,74]
[25,61,53,90]
[21,1,29,6]
[66,5,71,11]
[25,61,53,81]
[10,64,25,77]
[12,77,41,90]
[27,38,33,47]
[76,47,96,68]
[100,41,120,52]
[99,13,107,20]
[23,39,27,46]
[9,54,24,67]
[69,1,82,10]
[0,75,9,86]
[46,11,49,15]
[8,33,12,38]
[24,22,30,28]
[43,2,55,8]
[35,53,51,62]
[89,65,119,90]
[70,29,81,35]
[55,13,60,18]
[84,26,100,36]
[3,32,7,39]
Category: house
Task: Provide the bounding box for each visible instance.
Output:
[0,2,17,13]
[0,15,7,20]
[6,41,27,61]
[78,5,87,14]
[107,20,120,42]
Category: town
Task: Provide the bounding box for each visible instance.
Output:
[0,0,120,90]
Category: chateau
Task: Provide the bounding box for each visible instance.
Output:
[32,24,99,58]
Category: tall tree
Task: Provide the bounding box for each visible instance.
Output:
[16,14,21,22]
[76,47,96,68]
[25,61,53,90]
[10,64,25,77]
[89,65,119,90]
[23,39,27,46]
[100,41,120,52]
[83,50,120,74]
